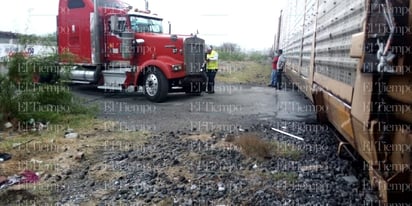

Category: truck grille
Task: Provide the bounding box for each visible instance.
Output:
[184,37,205,73]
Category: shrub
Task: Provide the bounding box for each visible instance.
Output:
[0,52,96,126]
[14,83,96,123]
[0,74,19,122]
[234,134,274,159]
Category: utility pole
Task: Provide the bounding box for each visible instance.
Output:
[273,33,277,56]
[275,10,282,51]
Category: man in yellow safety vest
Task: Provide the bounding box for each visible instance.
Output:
[205,45,219,94]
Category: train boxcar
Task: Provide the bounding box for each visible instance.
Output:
[276,0,411,203]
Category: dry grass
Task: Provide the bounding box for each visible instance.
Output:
[90,164,126,182]
[0,115,150,205]
[233,133,274,159]
[217,60,271,85]
[0,117,147,175]
[233,133,303,161]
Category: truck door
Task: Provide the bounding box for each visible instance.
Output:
[104,15,129,61]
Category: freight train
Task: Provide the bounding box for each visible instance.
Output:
[276,0,411,204]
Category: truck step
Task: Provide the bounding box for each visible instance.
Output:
[97,85,123,91]
[61,80,92,84]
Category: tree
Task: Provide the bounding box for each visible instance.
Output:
[218,42,241,53]
[217,42,246,61]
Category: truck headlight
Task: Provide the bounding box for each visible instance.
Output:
[172,64,182,71]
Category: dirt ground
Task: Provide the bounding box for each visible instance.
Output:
[0,80,379,205]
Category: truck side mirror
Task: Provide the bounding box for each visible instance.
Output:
[110,16,127,34]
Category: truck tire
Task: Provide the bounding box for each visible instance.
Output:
[144,67,168,102]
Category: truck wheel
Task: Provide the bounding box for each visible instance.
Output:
[144,67,168,102]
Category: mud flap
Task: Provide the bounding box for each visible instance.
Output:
[312,85,328,123]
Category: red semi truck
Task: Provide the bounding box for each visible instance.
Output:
[57,0,207,102]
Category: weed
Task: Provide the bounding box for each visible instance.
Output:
[271,172,298,182]
[233,134,274,159]
[271,141,303,161]
[233,133,303,161]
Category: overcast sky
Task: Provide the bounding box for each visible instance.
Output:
[0,0,285,50]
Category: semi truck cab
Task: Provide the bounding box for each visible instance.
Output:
[58,0,207,102]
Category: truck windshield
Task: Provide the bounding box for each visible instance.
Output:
[130,15,163,33]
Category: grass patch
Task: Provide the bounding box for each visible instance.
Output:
[216,60,271,85]
[15,84,97,123]
[233,133,303,161]
[233,134,273,159]
[271,172,298,182]
[271,141,303,161]
[0,114,96,149]
[0,116,150,175]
